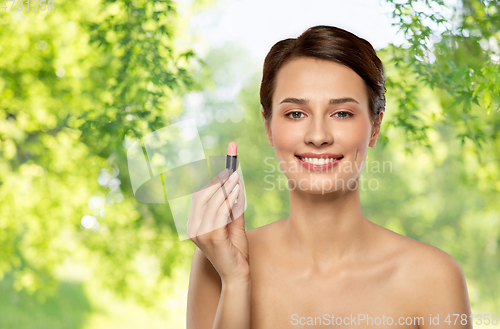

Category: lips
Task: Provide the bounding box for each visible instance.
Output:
[295,153,344,161]
[295,153,343,171]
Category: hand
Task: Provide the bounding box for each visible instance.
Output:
[187,168,249,283]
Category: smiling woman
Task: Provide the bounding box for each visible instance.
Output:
[186,25,473,329]
[267,57,379,186]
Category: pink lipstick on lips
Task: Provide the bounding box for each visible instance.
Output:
[226,142,238,174]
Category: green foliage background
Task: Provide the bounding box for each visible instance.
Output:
[0,0,499,327]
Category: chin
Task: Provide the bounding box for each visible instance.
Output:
[286,175,355,195]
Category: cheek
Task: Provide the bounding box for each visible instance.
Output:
[271,121,302,146]
[336,123,371,149]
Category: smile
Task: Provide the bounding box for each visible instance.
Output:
[295,154,344,171]
[296,156,343,165]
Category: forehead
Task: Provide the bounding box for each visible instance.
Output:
[273,57,368,106]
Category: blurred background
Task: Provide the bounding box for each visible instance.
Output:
[1,0,499,327]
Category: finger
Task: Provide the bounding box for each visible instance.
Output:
[192,168,230,205]
[187,193,206,240]
[227,183,245,233]
[218,183,241,226]
[191,171,238,238]
[230,180,245,222]
[198,174,239,236]
[188,169,233,239]
[233,178,244,205]
[205,171,239,215]
[206,168,230,188]
[199,182,240,237]
[228,181,244,222]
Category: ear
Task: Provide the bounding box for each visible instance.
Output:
[369,111,384,147]
[261,108,274,147]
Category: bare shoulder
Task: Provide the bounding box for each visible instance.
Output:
[246,218,285,249]
[374,223,470,316]
[376,223,466,283]
[244,218,289,269]
[402,236,468,306]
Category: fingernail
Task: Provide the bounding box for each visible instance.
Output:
[231,183,239,192]
[218,168,229,178]
[229,171,239,181]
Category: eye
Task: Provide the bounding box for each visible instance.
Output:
[285,111,306,120]
[333,111,353,119]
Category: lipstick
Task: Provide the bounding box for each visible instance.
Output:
[226,142,238,174]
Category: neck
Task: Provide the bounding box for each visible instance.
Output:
[283,177,372,272]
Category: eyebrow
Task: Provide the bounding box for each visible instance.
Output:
[279,97,359,105]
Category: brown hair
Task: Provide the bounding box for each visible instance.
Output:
[260,25,386,124]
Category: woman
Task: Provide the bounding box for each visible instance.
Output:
[186,25,472,329]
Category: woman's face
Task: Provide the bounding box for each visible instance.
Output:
[262,56,383,194]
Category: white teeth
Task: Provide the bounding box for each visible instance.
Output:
[299,157,342,164]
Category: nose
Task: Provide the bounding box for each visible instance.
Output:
[304,115,334,147]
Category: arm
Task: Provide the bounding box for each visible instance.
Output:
[214,278,252,329]
[186,247,221,329]
[186,247,252,329]
[186,168,250,329]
